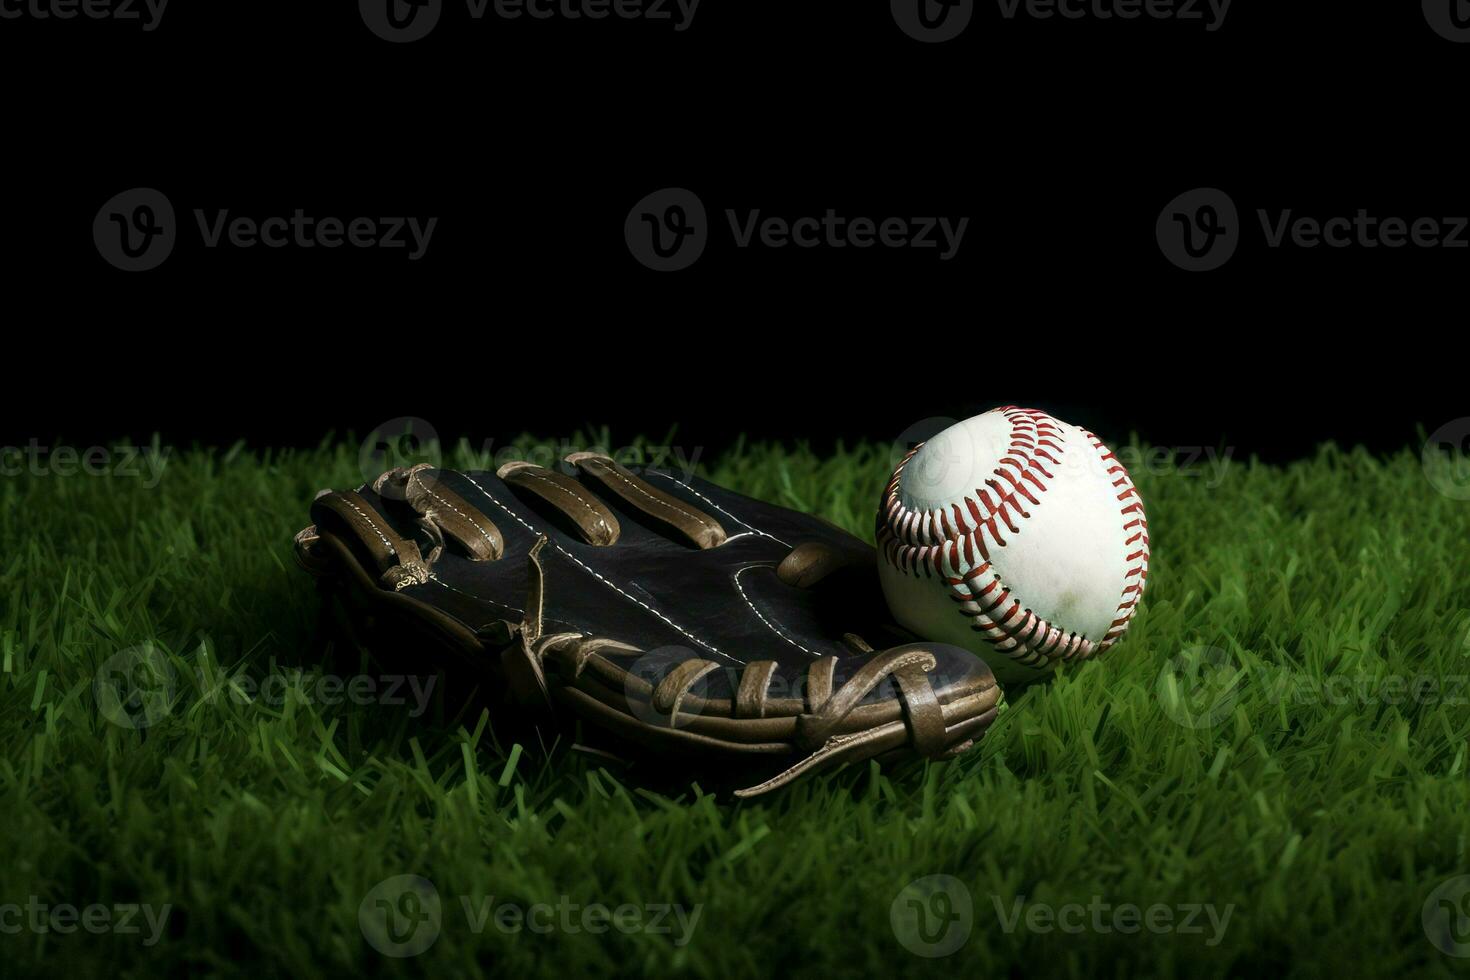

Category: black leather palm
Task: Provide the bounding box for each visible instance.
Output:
[332,465,934,698]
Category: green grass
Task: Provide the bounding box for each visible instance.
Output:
[4,431,1470,978]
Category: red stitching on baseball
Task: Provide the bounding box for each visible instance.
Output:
[879,409,1149,670]
[1085,429,1150,644]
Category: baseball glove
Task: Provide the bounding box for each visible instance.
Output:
[292,455,1001,796]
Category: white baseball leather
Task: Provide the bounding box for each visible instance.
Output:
[877,407,1149,684]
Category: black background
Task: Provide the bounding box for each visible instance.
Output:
[1,0,1462,461]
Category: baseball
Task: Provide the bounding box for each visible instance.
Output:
[877,406,1149,684]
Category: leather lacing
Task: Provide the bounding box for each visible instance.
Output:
[305,463,981,798]
[505,539,962,797]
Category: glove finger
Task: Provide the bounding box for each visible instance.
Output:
[565,452,727,550]
[497,461,621,546]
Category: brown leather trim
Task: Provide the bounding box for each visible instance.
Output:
[735,660,778,719]
[943,706,999,746]
[795,647,936,751]
[733,698,1001,797]
[314,489,430,589]
[894,664,947,757]
[777,541,866,589]
[314,490,406,574]
[521,536,549,641]
[652,659,721,721]
[568,651,1000,744]
[806,656,839,711]
[572,648,998,725]
[735,720,913,795]
[566,666,801,742]
[563,674,998,765]
[566,453,727,549]
[496,461,620,546]
[293,525,332,575]
[403,465,504,561]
